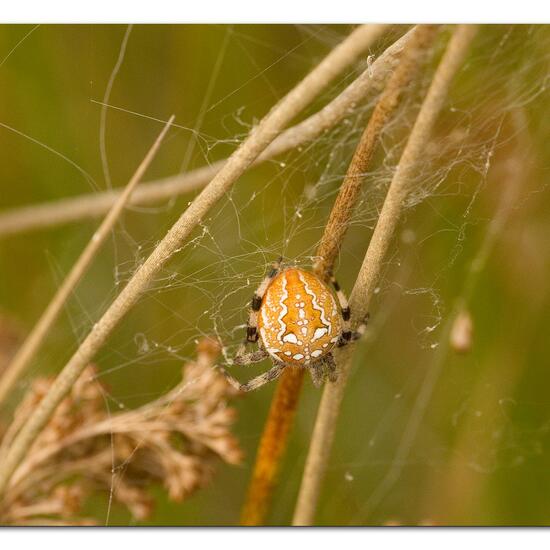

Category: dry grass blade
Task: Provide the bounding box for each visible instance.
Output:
[292,24,478,526]
[0,24,385,498]
[0,116,175,411]
[240,24,439,526]
[0,26,421,238]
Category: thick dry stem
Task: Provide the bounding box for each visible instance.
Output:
[0,117,175,410]
[240,24,438,526]
[0,26,419,238]
[0,24,384,498]
[292,24,478,526]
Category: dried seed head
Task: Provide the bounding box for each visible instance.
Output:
[0,338,242,525]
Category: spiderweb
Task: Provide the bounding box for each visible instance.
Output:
[1,24,549,525]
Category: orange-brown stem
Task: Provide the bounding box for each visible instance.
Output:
[240,367,305,525]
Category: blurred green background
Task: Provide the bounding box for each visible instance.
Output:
[0,24,549,525]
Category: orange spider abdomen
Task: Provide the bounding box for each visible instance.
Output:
[257,268,342,366]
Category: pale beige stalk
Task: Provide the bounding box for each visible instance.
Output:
[0,117,175,410]
[0,25,419,238]
[292,25,478,526]
[0,24,385,498]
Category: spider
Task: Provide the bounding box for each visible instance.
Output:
[219,259,369,392]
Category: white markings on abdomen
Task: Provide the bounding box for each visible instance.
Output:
[283,333,298,344]
[276,273,289,344]
[298,272,332,335]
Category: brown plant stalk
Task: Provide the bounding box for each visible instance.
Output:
[240,24,439,526]
[0,24,384,499]
[292,24,478,526]
[0,26,422,238]
[0,116,175,411]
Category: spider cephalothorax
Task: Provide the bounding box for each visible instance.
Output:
[219,260,368,392]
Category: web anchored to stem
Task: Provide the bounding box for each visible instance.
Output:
[0,24,384,499]
[240,24,441,526]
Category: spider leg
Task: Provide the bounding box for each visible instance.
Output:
[337,312,370,347]
[323,353,338,383]
[350,313,369,341]
[330,272,369,347]
[246,257,282,343]
[233,349,269,365]
[309,362,324,387]
[330,275,352,336]
[220,363,286,392]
